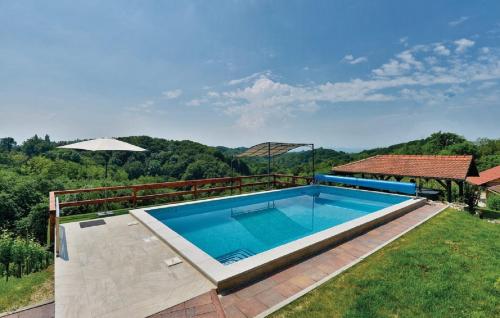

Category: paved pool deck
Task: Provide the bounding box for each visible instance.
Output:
[55,214,215,318]
[55,201,447,318]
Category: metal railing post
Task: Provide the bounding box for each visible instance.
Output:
[55,197,60,257]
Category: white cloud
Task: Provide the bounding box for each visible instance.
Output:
[481,47,490,54]
[425,56,438,65]
[449,16,469,27]
[397,50,423,69]
[399,36,409,47]
[186,98,204,106]
[434,44,450,56]
[477,81,497,90]
[454,38,475,53]
[372,49,426,77]
[372,59,411,77]
[162,89,183,99]
[342,54,368,64]
[128,100,154,113]
[199,38,500,129]
[227,70,272,86]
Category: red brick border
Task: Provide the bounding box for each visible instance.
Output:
[149,290,226,318]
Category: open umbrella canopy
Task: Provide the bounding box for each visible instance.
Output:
[58,138,146,179]
[58,138,146,152]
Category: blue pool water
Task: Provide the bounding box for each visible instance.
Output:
[148,185,409,265]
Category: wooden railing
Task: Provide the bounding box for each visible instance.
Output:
[48,174,312,245]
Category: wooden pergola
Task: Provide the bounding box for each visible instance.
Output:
[331,155,479,202]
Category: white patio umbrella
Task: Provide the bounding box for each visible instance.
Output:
[58,138,146,178]
[58,138,146,213]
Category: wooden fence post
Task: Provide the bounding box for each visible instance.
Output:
[132,188,138,207]
[48,192,56,246]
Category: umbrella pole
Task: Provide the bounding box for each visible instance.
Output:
[104,152,109,212]
[105,158,108,179]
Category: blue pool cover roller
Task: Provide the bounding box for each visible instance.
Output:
[315,174,416,195]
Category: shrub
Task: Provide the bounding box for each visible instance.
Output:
[0,232,13,281]
[0,232,51,280]
[487,194,500,211]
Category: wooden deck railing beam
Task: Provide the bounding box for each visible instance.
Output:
[48,174,312,245]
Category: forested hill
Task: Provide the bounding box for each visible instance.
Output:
[352,132,499,171]
[0,132,498,245]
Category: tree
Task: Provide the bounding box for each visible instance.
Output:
[182,158,231,180]
[11,237,25,277]
[124,161,145,179]
[423,132,467,153]
[487,194,500,211]
[0,137,16,152]
[16,203,48,243]
[21,135,54,157]
[147,159,162,176]
[0,193,19,230]
[0,232,13,281]
[11,180,43,217]
[439,142,478,157]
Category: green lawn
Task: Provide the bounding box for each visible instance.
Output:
[0,266,54,313]
[59,208,130,224]
[272,209,500,318]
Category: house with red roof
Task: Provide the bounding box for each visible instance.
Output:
[467,165,500,198]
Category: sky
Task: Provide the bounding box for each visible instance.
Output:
[1,0,499,150]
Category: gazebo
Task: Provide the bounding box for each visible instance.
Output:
[331,155,479,202]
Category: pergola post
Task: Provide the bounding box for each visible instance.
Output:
[446,180,452,202]
[457,181,464,201]
[311,143,315,182]
[267,142,271,190]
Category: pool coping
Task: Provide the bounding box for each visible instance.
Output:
[130,185,426,290]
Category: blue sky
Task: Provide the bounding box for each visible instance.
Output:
[1,0,499,149]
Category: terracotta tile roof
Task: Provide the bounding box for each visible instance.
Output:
[466,165,500,186]
[332,155,478,180]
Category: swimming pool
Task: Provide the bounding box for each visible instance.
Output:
[131,185,425,290]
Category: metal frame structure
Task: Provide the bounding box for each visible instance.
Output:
[234,142,315,189]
